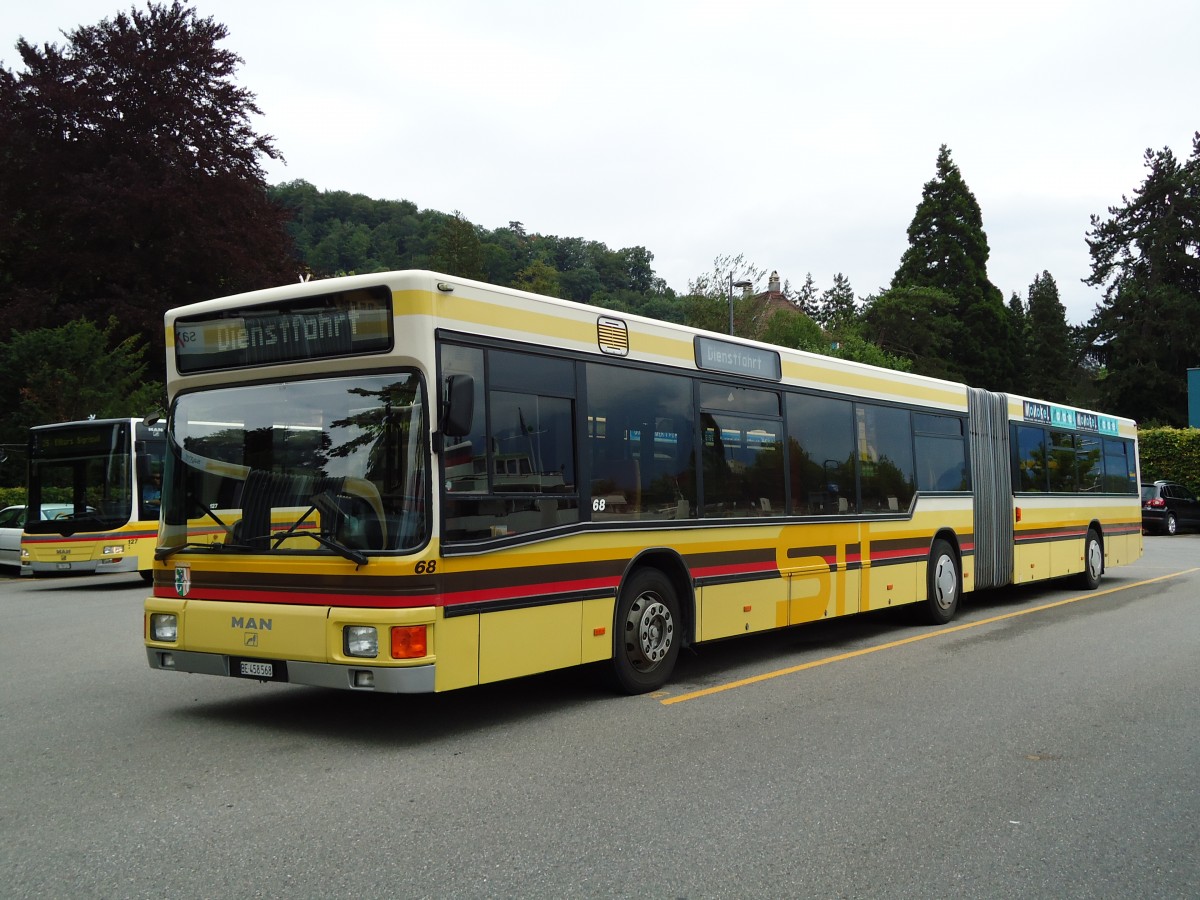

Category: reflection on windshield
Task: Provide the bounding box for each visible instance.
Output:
[162,373,427,556]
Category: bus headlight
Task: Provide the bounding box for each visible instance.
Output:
[102,544,126,555]
[150,613,178,642]
[344,625,378,658]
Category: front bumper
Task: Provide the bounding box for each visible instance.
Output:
[145,648,436,692]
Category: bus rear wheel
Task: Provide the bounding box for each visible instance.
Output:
[920,539,959,625]
[610,568,680,694]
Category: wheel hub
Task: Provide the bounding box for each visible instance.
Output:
[934,555,956,610]
[625,595,674,670]
[1088,540,1102,579]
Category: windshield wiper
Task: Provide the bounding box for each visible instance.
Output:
[191,501,236,540]
[270,493,370,567]
[155,500,245,560]
[279,530,369,567]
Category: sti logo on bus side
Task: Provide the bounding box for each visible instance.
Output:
[231,617,272,631]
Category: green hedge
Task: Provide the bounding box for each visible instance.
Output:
[1138,427,1200,492]
[0,486,77,509]
[0,487,27,509]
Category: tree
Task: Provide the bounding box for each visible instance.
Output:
[761,308,822,351]
[1084,133,1200,425]
[512,259,562,298]
[432,211,485,280]
[859,286,959,380]
[684,254,764,335]
[1007,292,1030,395]
[892,145,1012,389]
[794,273,820,318]
[0,320,165,475]
[0,2,298,379]
[1024,271,1073,402]
[815,273,857,332]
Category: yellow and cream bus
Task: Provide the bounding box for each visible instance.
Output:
[144,270,1142,694]
[24,417,166,580]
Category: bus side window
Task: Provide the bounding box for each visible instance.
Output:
[1013,425,1047,492]
[786,392,854,515]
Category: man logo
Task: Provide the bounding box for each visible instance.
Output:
[245,633,258,647]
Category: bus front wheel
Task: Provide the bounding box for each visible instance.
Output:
[1076,529,1103,590]
[921,539,959,625]
[610,568,680,694]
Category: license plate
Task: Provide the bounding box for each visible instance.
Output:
[57,563,71,570]
[230,656,286,681]
[239,660,274,678]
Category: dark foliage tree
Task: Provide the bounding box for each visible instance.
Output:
[1024,271,1073,402]
[1084,133,1200,426]
[892,145,1013,389]
[0,2,299,376]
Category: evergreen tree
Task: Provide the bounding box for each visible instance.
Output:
[1007,291,1030,395]
[1024,271,1073,402]
[1084,133,1200,425]
[892,145,1012,389]
[816,273,857,332]
[794,273,820,318]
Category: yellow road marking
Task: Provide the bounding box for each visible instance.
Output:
[661,568,1200,705]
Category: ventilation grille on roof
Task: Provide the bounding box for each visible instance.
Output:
[597,317,629,356]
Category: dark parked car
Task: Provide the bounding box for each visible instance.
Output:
[1141,481,1200,535]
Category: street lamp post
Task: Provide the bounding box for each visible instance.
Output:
[728,274,752,335]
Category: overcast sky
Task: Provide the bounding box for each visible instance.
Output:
[8,1,1199,323]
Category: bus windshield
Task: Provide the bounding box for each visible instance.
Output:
[161,372,428,557]
[26,420,164,535]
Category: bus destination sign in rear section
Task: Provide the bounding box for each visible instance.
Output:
[694,336,782,381]
[174,286,393,373]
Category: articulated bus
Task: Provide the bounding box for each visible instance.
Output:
[24,418,166,580]
[144,270,1143,694]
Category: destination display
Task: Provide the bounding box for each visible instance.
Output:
[1023,400,1120,435]
[31,424,122,459]
[694,336,782,381]
[174,287,393,373]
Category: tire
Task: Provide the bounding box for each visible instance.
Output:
[1076,528,1103,590]
[1165,512,1178,536]
[920,539,959,625]
[140,570,154,585]
[610,568,681,694]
